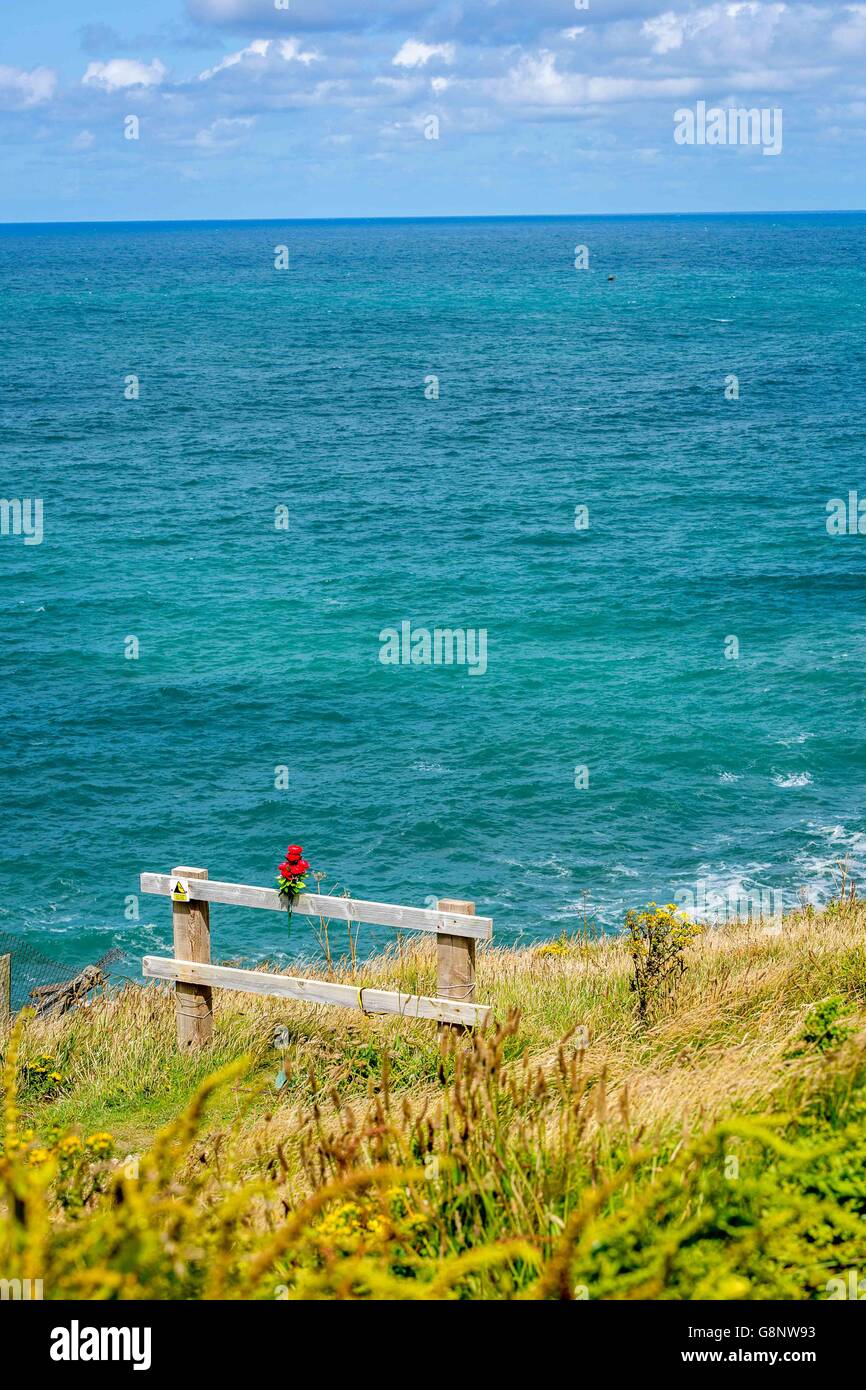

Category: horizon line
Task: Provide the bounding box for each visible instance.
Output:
[1,207,865,228]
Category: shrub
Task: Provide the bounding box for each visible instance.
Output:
[789,996,853,1057]
[3,1006,866,1300]
[624,902,701,1022]
[21,1053,65,1099]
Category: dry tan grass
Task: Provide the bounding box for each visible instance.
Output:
[190,903,866,1180]
[11,901,866,1171]
[4,903,866,1301]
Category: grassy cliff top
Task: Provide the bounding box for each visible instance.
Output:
[3,900,866,1299]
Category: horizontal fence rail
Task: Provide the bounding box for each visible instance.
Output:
[141,865,490,1049]
[140,873,492,941]
[142,956,491,1028]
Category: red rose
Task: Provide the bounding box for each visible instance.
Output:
[286,845,303,860]
[294,860,310,875]
[278,862,294,879]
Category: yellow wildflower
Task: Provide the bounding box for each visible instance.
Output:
[85,1132,114,1155]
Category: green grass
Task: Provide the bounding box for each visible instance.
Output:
[2,902,866,1299]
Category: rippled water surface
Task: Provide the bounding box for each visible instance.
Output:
[2,213,865,988]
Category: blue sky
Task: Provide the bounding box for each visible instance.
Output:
[0,0,862,220]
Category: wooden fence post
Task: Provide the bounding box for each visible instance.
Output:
[0,953,10,1031]
[436,899,476,1036]
[171,866,212,1050]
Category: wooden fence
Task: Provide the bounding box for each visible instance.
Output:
[141,867,493,1049]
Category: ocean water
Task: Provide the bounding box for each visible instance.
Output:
[2,213,866,990]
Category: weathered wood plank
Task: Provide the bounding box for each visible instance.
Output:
[139,873,492,941]
[172,866,212,1049]
[436,898,477,1038]
[142,955,491,1028]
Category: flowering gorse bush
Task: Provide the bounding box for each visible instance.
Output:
[22,1053,64,1097]
[1,1031,116,1216]
[625,902,702,1021]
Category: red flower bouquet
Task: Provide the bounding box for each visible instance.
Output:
[277,843,311,922]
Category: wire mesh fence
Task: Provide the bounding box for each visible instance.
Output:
[0,934,135,1014]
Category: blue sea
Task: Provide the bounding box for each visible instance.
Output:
[2,213,866,993]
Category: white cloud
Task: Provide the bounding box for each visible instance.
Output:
[643,13,686,54]
[82,58,167,91]
[393,40,456,68]
[278,39,322,64]
[194,116,255,147]
[642,2,791,61]
[0,64,57,108]
[72,129,95,149]
[495,51,700,107]
[198,39,271,81]
[198,37,320,81]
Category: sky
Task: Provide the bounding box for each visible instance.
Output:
[0,0,863,220]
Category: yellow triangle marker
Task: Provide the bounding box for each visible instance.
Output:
[171,878,190,903]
